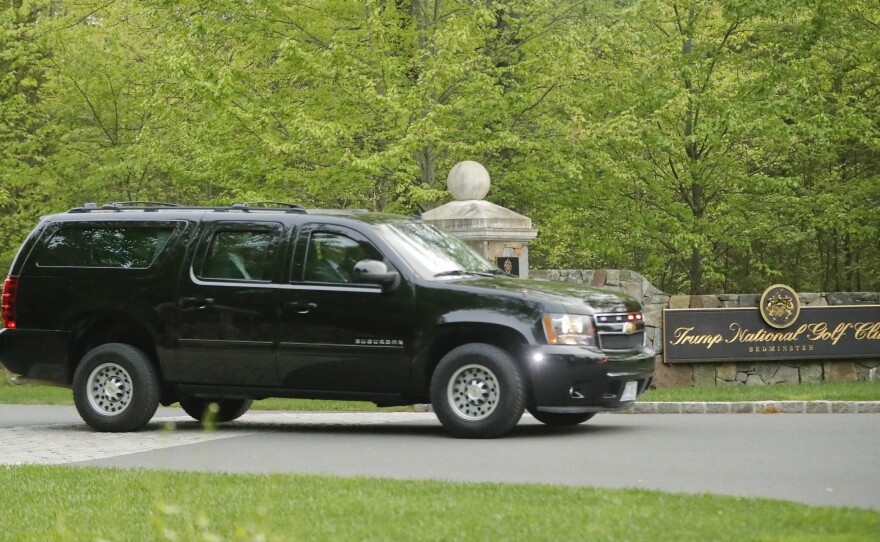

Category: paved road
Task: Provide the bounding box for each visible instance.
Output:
[2,405,878,510]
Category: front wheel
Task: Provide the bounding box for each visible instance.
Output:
[72,343,160,432]
[430,343,525,438]
[527,408,595,426]
[179,397,253,423]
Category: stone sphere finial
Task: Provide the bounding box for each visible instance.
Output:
[447,161,490,201]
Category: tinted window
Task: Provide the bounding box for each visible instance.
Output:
[302,232,381,284]
[37,226,174,269]
[199,230,274,281]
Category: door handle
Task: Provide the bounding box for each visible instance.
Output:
[180,296,214,309]
[285,301,317,314]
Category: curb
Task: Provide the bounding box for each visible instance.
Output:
[612,401,880,414]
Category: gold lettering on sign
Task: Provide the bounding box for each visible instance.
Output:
[726,323,808,344]
[668,312,879,353]
[806,323,851,345]
[748,344,815,353]
[854,322,880,340]
[670,327,725,349]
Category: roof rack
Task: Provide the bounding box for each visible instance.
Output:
[231,201,307,213]
[67,202,309,214]
[239,201,305,209]
[112,201,180,207]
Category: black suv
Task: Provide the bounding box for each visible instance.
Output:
[0,202,654,438]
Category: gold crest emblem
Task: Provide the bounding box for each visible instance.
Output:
[759,284,801,329]
[766,293,794,320]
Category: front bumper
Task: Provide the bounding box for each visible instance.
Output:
[526,344,655,413]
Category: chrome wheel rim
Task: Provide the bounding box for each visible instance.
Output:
[447,364,500,421]
[86,363,133,416]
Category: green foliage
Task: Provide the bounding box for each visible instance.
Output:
[0,0,877,292]
[0,1,58,269]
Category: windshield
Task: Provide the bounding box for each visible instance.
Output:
[375,222,500,280]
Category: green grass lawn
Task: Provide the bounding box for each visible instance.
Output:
[0,379,414,411]
[0,370,412,410]
[254,397,416,412]
[641,381,880,402]
[2,369,879,409]
[0,376,72,405]
[1,465,877,542]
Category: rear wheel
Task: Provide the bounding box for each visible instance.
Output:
[72,343,160,432]
[527,408,595,426]
[179,397,253,422]
[430,343,525,438]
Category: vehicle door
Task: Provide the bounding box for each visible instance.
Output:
[174,220,284,386]
[275,223,415,393]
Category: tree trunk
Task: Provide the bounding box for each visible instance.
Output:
[416,144,435,187]
[682,5,704,295]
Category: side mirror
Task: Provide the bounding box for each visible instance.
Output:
[353,259,400,290]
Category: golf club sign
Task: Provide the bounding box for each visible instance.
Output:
[663,284,880,363]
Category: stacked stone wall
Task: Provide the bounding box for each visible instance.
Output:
[532,269,880,388]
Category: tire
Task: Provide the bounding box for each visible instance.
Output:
[72,343,160,432]
[430,343,525,438]
[179,397,253,423]
[527,408,595,426]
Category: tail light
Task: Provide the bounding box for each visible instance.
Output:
[2,276,18,329]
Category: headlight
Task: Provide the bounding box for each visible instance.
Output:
[542,313,596,346]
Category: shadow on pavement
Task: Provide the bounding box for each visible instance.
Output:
[132,416,639,440]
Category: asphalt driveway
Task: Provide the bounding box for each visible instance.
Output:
[2,405,878,510]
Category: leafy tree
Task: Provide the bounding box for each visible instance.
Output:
[531,0,879,294]
[0,0,877,293]
[119,0,590,213]
[0,0,57,268]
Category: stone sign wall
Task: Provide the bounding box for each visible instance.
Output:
[531,269,880,388]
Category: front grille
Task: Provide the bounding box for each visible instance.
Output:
[599,332,645,350]
[595,312,645,352]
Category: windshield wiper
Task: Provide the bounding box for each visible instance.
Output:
[434,269,500,278]
[434,270,469,278]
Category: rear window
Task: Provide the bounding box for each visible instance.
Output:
[37,226,174,269]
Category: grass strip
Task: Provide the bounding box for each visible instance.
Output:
[3,370,879,409]
[254,397,414,411]
[0,371,410,411]
[0,378,72,405]
[1,465,878,542]
[641,381,880,402]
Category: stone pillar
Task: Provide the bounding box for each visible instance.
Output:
[423,161,538,278]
